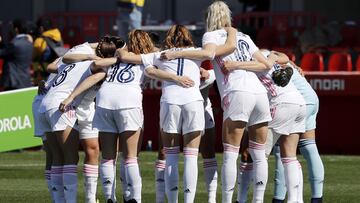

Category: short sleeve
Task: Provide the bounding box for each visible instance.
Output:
[65,42,95,55]
[245,35,259,56]
[141,52,157,69]
[202,32,217,47]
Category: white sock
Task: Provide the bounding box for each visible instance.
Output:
[183,147,199,203]
[203,158,218,203]
[63,165,78,203]
[281,157,300,203]
[221,143,239,203]
[297,161,304,203]
[84,164,99,203]
[120,157,131,200]
[248,140,268,203]
[155,160,166,203]
[164,146,180,203]
[45,170,55,202]
[100,159,116,201]
[125,157,142,203]
[236,162,253,203]
[50,166,65,203]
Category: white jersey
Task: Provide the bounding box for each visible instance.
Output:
[39,60,94,112]
[202,29,267,100]
[64,42,95,55]
[141,47,203,105]
[97,63,145,109]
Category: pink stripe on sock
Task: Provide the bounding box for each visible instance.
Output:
[239,163,253,172]
[203,159,217,168]
[164,147,180,154]
[183,148,199,156]
[155,160,166,169]
[281,158,297,165]
[101,159,115,165]
[223,143,239,153]
[249,141,265,150]
[125,157,138,166]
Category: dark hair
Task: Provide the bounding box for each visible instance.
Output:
[13,19,27,34]
[96,35,125,58]
[36,17,54,31]
[164,24,194,49]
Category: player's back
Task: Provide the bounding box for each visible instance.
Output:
[202,29,266,98]
[142,48,204,105]
[97,62,145,110]
[40,60,93,112]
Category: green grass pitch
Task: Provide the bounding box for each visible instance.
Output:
[0,151,359,202]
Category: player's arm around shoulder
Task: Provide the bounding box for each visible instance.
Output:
[144,66,194,88]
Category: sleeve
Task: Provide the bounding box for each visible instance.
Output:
[246,35,259,56]
[64,43,95,55]
[140,52,156,69]
[202,32,217,47]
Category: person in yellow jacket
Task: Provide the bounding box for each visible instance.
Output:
[116,0,145,39]
[33,18,63,63]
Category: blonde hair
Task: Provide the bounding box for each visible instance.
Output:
[163,25,194,49]
[205,1,232,32]
[127,30,154,54]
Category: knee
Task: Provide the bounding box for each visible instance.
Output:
[85,145,100,158]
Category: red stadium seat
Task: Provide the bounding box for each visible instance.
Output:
[328,53,353,71]
[356,56,360,71]
[300,53,324,71]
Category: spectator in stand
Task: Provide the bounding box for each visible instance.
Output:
[33,18,63,64]
[116,0,145,39]
[0,19,33,90]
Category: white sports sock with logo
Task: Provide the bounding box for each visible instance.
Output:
[63,165,78,203]
[203,158,218,203]
[221,143,239,203]
[125,157,142,203]
[84,164,98,203]
[100,159,116,202]
[50,166,65,203]
[248,140,268,203]
[183,147,199,203]
[155,159,166,203]
[282,157,300,203]
[164,146,180,203]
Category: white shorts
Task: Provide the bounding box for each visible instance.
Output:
[222,91,271,126]
[160,101,205,134]
[204,98,215,129]
[93,107,143,134]
[38,107,77,132]
[32,98,46,138]
[305,103,318,131]
[269,103,306,135]
[76,102,98,139]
